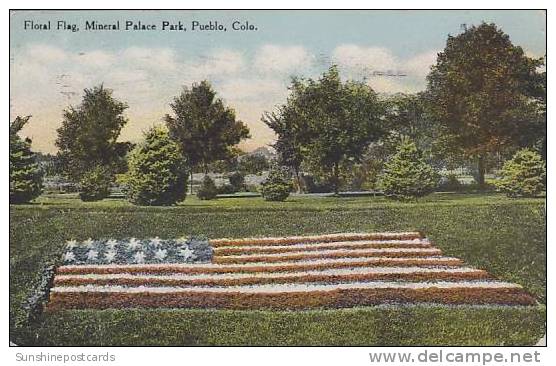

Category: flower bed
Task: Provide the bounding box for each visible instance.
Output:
[46,232,536,311]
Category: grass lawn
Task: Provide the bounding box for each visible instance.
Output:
[10,193,546,346]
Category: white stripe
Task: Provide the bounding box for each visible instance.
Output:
[55,266,483,282]
[217,247,441,259]
[212,232,422,244]
[58,256,461,271]
[215,239,431,252]
[50,280,522,294]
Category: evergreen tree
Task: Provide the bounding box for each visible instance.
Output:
[10,116,43,204]
[378,138,438,200]
[78,165,112,202]
[496,149,546,197]
[125,126,188,206]
[261,166,292,202]
[197,175,218,200]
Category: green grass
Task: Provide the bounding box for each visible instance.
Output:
[32,306,545,346]
[10,193,546,346]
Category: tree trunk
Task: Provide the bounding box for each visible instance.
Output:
[190,170,194,195]
[333,162,340,196]
[294,167,302,194]
[477,156,486,189]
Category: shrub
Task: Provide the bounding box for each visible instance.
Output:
[378,138,438,200]
[20,264,56,325]
[496,149,546,197]
[79,165,112,202]
[261,166,292,201]
[437,174,462,192]
[126,126,188,205]
[216,184,236,195]
[9,116,43,204]
[228,171,246,192]
[301,174,334,193]
[197,175,218,200]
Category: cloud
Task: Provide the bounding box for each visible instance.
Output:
[219,77,285,102]
[254,45,313,73]
[121,47,178,72]
[10,42,440,153]
[194,49,246,76]
[332,44,439,93]
[404,50,438,79]
[10,44,255,152]
[26,44,68,63]
[77,50,116,68]
[332,45,397,72]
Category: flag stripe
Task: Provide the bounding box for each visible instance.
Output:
[56,256,464,275]
[47,283,536,310]
[213,239,432,255]
[53,267,490,287]
[213,248,443,264]
[210,232,423,247]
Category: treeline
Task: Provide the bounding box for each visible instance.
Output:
[10,23,546,204]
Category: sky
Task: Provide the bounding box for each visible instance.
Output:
[9,10,546,153]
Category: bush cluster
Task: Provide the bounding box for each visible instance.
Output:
[20,264,56,325]
[10,125,43,204]
[437,174,462,192]
[197,176,218,200]
[228,171,246,192]
[496,149,546,197]
[79,166,112,202]
[378,139,438,200]
[125,127,188,205]
[261,166,292,201]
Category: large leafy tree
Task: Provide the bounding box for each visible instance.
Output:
[10,116,43,203]
[267,66,385,194]
[384,92,466,170]
[426,23,545,187]
[165,81,250,176]
[55,85,128,181]
[262,103,306,192]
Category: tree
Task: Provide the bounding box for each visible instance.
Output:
[378,138,438,201]
[262,104,306,192]
[10,116,43,203]
[228,171,246,192]
[125,126,188,206]
[197,175,218,200]
[384,93,431,142]
[261,166,292,201]
[496,149,546,197]
[264,66,385,194]
[78,165,112,202]
[55,85,128,181]
[238,153,270,175]
[165,81,250,180]
[427,23,545,187]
